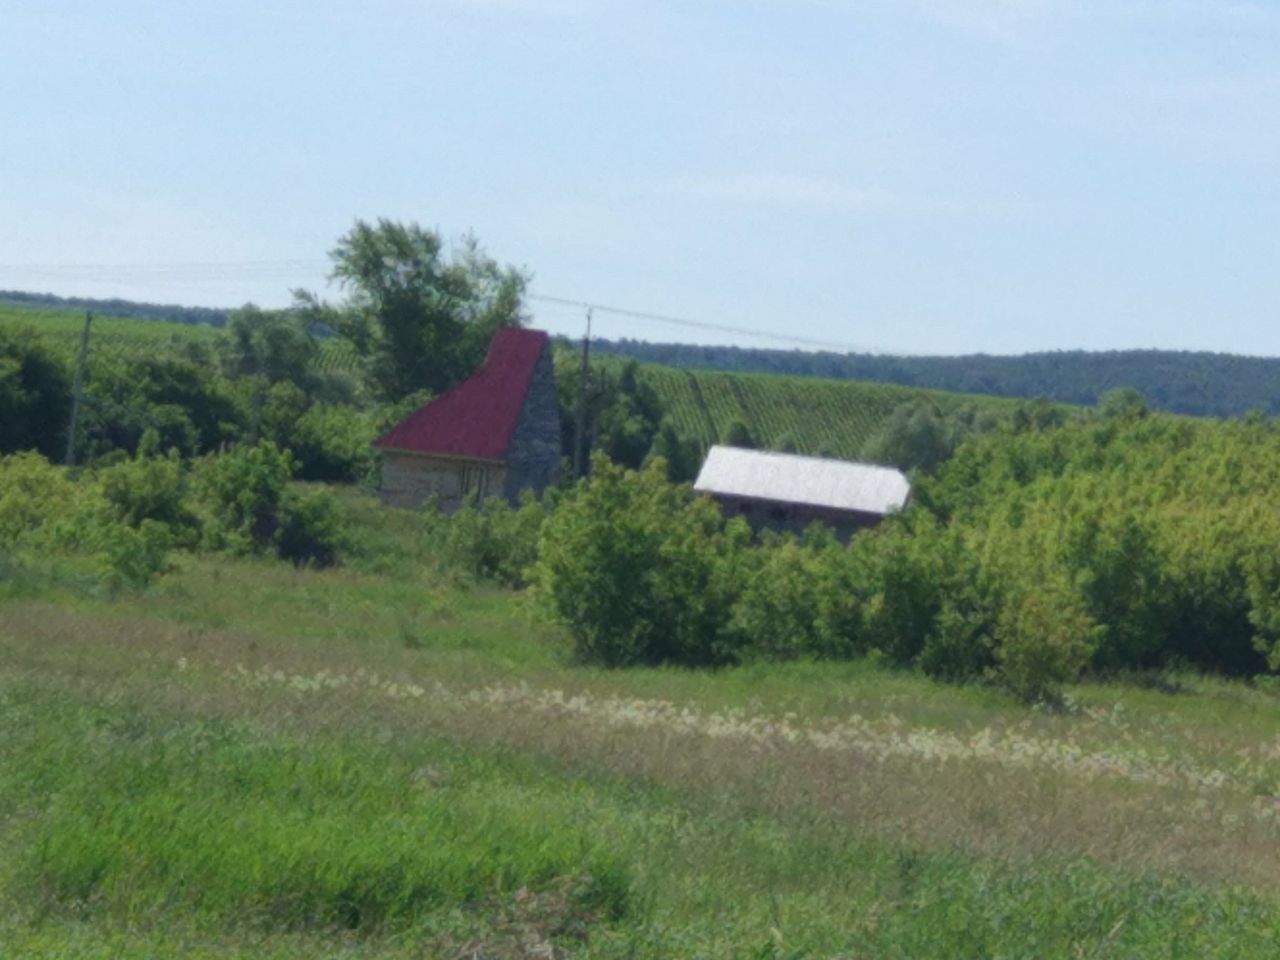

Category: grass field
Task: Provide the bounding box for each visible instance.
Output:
[3,490,1280,957]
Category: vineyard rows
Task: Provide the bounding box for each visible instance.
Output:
[0,308,360,373]
[636,365,1014,457]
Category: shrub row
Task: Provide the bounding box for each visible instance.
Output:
[0,440,345,590]
[447,410,1280,702]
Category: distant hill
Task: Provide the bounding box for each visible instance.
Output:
[0,290,230,328]
[592,339,1280,419]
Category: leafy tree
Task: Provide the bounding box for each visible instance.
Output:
[303,219,528,402]
[554,356,667,470]
[647,418,703,482]
[83,353,240,459]
[0,325,71,458]
[218,305,319,388]
[721,419,756,449]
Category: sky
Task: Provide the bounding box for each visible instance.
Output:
[2,0,1278,356]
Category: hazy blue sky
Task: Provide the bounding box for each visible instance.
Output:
[3,1,1278,355]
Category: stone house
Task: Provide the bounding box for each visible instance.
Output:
[693,445,910,539]
[373,327,561,512]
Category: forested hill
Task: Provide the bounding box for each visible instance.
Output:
[0,290,229,327]
[591,339,1280,418]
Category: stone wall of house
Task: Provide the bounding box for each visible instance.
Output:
[380,452,506,513]
[502,345,562,501]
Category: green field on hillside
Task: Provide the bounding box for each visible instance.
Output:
[3,489,1280,957]
[3,304,1026,460]
[0,306,358,373]
[634,363,1019,457]
[0,305,220,352]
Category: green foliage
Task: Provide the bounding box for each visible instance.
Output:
[859,400,1001,473]
[97,435,196,537]
[0,324,71,458]
[218,304,320,387]
[721,418,756,449]
[646,418,704,482]
[91,519,174,593]
[535,457,745,667]
[196,442,297,554]
[0,450,176,590]
[912,413,1280,684]
[0,453,81,544]
[83,351,240,459]
[287,402,378,483]
[195,443,344,567]
[422,492,550,588]
[554,355,667,470]
[994,576,1097,704]
[308,219,528,403]
[729,533,867,662]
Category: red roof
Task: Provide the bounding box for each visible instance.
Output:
[373,327,550,462]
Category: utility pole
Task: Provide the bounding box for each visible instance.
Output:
[64,311,93,467]
[572,306,593,480]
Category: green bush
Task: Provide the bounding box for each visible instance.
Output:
[96,434,197,542]
[535,456,746,667]
[729,534,868,661]
[288,402,377,483]
[0,452,80,545]
[994,576,1098,704]
[92,519,173,593]
[195,442,343,567]
[422,491,550,588]
[856,519,951,668]
[195,442,296,554]
[277,487,346,568]
[0,451,175,591]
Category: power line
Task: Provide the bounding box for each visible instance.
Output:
[527,293,876,353]
[0,259,880,354]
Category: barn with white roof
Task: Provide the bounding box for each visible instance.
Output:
[693,446,911,538]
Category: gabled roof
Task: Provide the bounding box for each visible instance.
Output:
[694,446,910,516]
[373,327,549,462]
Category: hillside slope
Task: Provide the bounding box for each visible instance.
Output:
[595,339,1280,418]
[633,363,1018,458]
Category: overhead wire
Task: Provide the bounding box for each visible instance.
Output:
[0,259,879,354]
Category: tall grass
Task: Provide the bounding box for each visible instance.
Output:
[5,546,1280,956]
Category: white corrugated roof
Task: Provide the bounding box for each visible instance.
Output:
[693,446,911,516]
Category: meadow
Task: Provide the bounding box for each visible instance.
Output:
[4,491,1280,958]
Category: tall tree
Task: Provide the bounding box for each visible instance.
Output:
[301,219,528,402]
[0,325,71,457]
